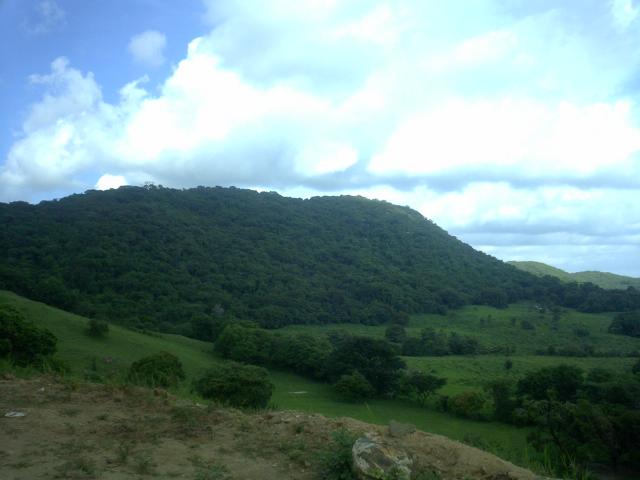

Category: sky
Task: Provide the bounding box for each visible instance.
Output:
[2,0,640,276]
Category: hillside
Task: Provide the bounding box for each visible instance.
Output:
[508,261,640,290]
[2,186,639,337]
[0,377,546,480]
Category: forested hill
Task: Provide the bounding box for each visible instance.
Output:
[1,186,639,336]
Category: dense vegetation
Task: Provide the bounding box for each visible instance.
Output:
[2,186,640,340]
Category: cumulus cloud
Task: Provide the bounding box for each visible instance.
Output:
[4,0,640,274]
[23,0,66,35]
[95,174,127,190]
[128,30,167,67]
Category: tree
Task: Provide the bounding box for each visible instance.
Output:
[85,318,109,338]
[127,351,185,388]
[608,312,640,337]
[193,362,274,409]
[401,371,446,406]
[326,336,405,395]
[0,305,57,366]
[517,365,583,402]
[485,379,516,422]
[447,391,487,419]
[384,324,407,343]
[333,371,375,402]
[215,323,272,365]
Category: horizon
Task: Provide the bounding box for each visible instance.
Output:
[2,1,640,276]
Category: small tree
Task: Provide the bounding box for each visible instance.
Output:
[608,312,640,338]
[86,319,109,338]
[193,362,273,409]
[384,324,407,343]
[401,370,446,406]
[447,391,487,419]
[334,371,375,402]
[127,351,185,388]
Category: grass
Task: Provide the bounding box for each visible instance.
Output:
[282,303,640,356]
[2,289,639,474]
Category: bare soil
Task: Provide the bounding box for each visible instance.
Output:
[0,376,547,479]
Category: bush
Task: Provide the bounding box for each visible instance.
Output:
[334,371,375,402]
[0,305,57,366]
[193,362,273,409]
[85,319,109,338]
[127,351,185,388]
[447,391,487,419]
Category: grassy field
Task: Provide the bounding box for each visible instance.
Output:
[281,303,640,356]
[4,289,640,474]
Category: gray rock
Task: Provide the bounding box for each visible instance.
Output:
[352,436,412,480]
[388,420,416,438]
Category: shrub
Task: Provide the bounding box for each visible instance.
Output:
[447,391,487,420]
[85,319,109,338]
[193,362,273,409]
[127,351,185,388]
[517,364,583,402]
[333,371,375,402]
[0,305,57,366]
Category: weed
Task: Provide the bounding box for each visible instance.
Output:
[115,442,134,464]
[54,456,96,478]
[316,428,359,480]
[133,452,156,475]
[193,462,232,480]
[59,407,81,417]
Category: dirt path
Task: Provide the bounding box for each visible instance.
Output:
[0,377,547,479]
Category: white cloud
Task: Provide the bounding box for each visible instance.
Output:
[611,0,639,30]
[128,30,167,67]
[24,0,66,35]
[95,174,127,190]
[4,0,640,274]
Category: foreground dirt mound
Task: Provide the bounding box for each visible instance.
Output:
[0,377,547,479]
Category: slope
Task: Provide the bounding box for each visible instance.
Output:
[509,261,640,290]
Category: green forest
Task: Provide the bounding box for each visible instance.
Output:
[1,185,639,339]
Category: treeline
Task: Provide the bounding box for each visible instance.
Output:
[2,185,640,337]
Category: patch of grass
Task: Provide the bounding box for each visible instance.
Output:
[54,456,96,478]
[316,429,359,480]
[133,452,156,475]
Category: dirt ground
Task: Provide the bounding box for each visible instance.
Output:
[0,376,547,479]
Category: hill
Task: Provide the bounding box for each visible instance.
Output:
[2,186,639,338]
[508,261,640,290]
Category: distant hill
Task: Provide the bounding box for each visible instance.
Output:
[508,261,640,290]
[1,186,639,337]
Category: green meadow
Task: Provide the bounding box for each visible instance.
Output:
[3,289,639,473]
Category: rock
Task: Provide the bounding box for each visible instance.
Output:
[388,420,416,438]
[352,436,412,480]
[4,411,26,418]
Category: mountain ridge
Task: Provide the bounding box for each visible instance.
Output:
[1,185,639,337]
[508,260,640,290]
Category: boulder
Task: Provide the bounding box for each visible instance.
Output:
[352,436,412,480]
[388,420,416,438]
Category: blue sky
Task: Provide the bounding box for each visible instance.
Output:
[2,0,640,276]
